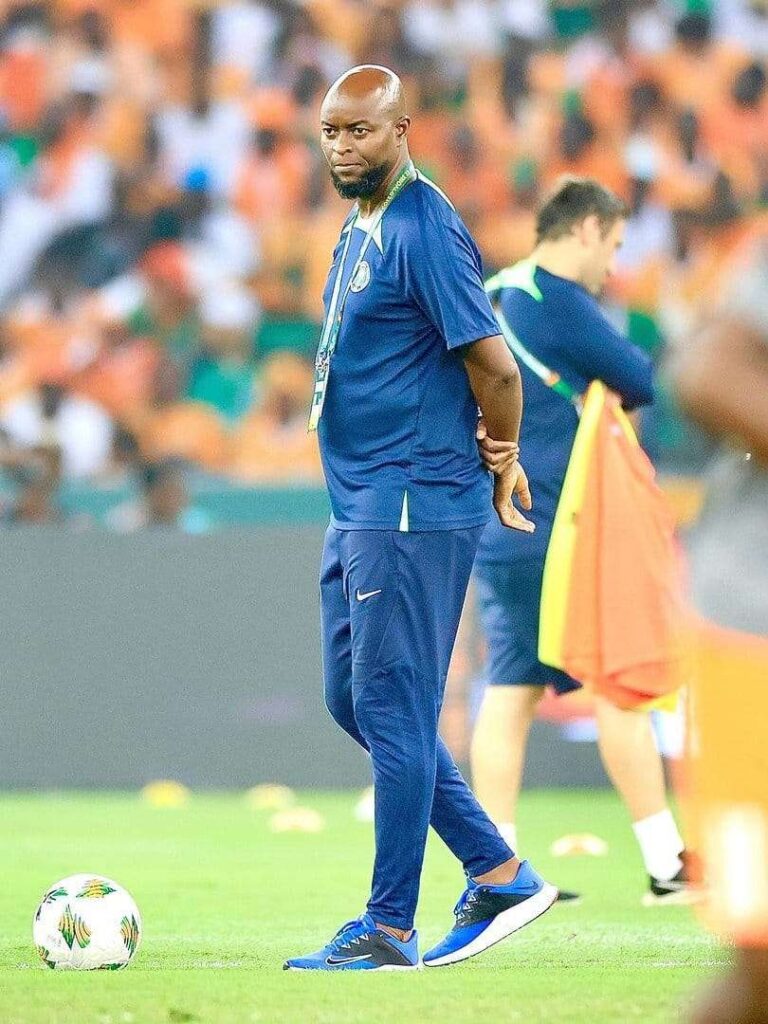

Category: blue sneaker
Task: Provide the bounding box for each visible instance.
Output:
[283,913,420,971]
[422,860,557,968]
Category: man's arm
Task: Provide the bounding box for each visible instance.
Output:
[463,335,534,532]
[673,315,768,464]
[563,295,654,410]
[463,334,523,444]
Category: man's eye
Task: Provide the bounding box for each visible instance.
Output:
[353,128,369,137]
[323,128,336,138]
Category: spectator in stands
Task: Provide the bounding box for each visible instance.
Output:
[0,95,114,307]
[0,0,764,493]
[188,285,260,423]
[0,380,113,480]
[230,351,320,483]
[126,241,201,403]
[0,436,62,525]
[2,461,60,524]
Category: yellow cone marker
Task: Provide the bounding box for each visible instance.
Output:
[141,779,190,808]
[245,784,296,812]
[550,833,609,857]
[269,807,325,833]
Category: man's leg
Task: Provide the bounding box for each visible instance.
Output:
[284,527,421,970]
[343,528,515,932]
[468,560,574,851]
[320,526,357,738]
[322,526,518,904]
[470,684,544,848]
[594,695,684,883]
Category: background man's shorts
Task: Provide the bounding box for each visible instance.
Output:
[474,558,581,695]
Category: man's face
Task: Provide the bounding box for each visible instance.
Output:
[320,90,405,200]
[580,217,625,296]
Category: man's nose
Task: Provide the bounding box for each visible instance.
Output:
[333,133,354,156]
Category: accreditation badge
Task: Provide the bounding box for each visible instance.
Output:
[308,344,332,432]
[350,260,371,293]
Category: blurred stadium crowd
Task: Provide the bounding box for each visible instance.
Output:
[0,0,766,526]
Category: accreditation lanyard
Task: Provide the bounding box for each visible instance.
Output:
[493,302,583,414]
[308,161,417,432]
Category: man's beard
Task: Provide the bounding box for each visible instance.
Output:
[330,161,391,200]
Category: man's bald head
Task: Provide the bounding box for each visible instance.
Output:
[323,65,407,122]
[320,65,411,203]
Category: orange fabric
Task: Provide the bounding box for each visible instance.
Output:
[664,218,765,323]
[0,48,47,131]
[306,0,369,54]
[101,98,148,167]
[686,622,768,946]
[76,337,161,423]
[246,88,298,131]
[440,160,511,219]
[296,201,352,318]
[582,60,634,142]
[234,143,311,225]
[609,258,666,316]
[543,144,629,201]
[0,353,34,405]
[527,51,566,97]
[407,110,457,172]
[474,208,537,271]
[141,242,191,298]
[703,96,768,162]
[559,392,683,708]
[37,117,95,201]
[229,351,321,483]
[111,0,192,56]
[140,402,229,471]
[229,413,322,484]
[648,43,748,113]
[9,318,74,385]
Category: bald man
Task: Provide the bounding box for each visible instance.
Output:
[284,67,556,973]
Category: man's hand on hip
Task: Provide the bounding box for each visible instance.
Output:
[476,417,519,475]
[493,462,534,532]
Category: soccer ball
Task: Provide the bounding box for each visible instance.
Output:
[33,874,141,970]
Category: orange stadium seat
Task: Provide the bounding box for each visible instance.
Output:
[140,401,230,472]
[229,413,322,485]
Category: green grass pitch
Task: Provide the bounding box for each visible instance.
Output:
[0,789,726,1024]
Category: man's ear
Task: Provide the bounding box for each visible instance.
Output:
[395,117,411,141]
[580,213,601,245]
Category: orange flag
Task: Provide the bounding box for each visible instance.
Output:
[539,382,683,708]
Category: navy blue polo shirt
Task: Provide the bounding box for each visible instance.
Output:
[476,262,655,564]
[317,172,499,532]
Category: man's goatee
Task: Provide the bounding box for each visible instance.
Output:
[330,162,391,200]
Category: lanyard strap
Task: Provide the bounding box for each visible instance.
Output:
[308,161,417,432]
[317,160,417,365]
[487,263,581,407]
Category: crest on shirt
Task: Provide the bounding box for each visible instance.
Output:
[350,260,371,293]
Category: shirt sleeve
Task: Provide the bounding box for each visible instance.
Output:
[404,195,500,351]
[551,291,655,410]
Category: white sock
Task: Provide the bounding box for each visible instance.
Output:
[497,821,518,853]
[632,809,684,881]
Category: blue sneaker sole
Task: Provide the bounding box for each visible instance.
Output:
[423,882,558,968]
[284,962,422,972]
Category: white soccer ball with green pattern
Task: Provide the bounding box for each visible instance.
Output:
[32,874,141,970]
